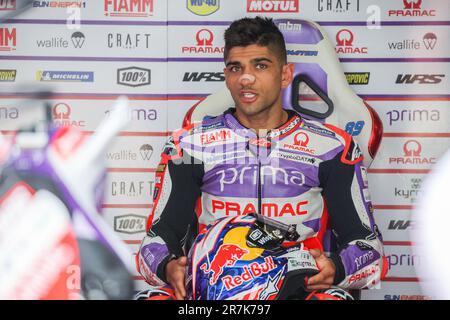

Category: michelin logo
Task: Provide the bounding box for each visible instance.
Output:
[36,71,94,82]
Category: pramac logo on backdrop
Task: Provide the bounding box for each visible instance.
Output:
[187,0,220,16]
[335,29,368,54]
[52,103,86,127]
[403,0,422,9]
[196,29,214,46]
[388,140,436,165]
[388,0,435,17]
[182,29,224,54]
[403,140,421,157]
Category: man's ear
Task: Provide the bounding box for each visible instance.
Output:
[281,63,295,89]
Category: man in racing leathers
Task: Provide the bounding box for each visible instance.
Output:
[136,17,388,300]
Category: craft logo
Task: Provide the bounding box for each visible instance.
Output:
[335,29,367,54]
[117,67,151,87]
[386,108,440,126]
[32,1,86,8]
[107,32,151,50]
[0,27,16,51]
[183,72,225,82]
[422,32,437,50]
[52,102,86,127]
[0,0,15,10]
[104,0,153,17]
[110,180,154,197]
[114,214,146,234]
[187,0,220,16]
[317,0,360,13]
[0,69,16,81]
[395,74,445,84]
[247,0,299,13]
[0,106,19,120]
[140,144,153,160]
[36,70,94,82]
[345,72,370,85]
[389,140,436,165]
[181,29,224,54]
[388,0,436,17]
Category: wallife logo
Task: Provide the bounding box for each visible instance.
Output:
[140,144,153,160]
[0,0,15,10]
[52,102,86,127]
[388,219,413,230]
[183,72,225,82]
[247,0,299,13]
[181,29,224,54]
[335,29,367,54]
[114,214,146,234]
[387,32,437,51]
[395,74,445,84]
[104,0,154,17]
[35,31,85,49]
[317,0,360,13]
[422,32,437,50]
[388,140,436,165]
[117,67,151,87]
[187,0,220,16]
[0,27,16,51]
[388,0,436,17]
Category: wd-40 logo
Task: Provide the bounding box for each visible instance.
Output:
[395,74,445,84]
[187,0,220,16]
[114,214,146,234]
[388,0,436,17]
[117,67,151,87]
[104,0,154,17]
[335,29,367,54]
[52,102,86,127]
[182,29,224,54]
[247,0,299,13]
[200,244,248,285]
[36,71,94,82]
[0,27,16,51]
[389,140,436,165]
[0,69,16,82]
[0,0,15,10]
[183,72,224,82]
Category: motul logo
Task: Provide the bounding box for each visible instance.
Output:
[403,0,422,9]
[335,29,367,54]
[247,0,299,13]
[395,74,445,84]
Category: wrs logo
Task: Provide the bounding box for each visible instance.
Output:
[52,102,86,127]
[181,29,224,54]
[0,27,16,51]
[187,0,220,16]
[0,0,15,10]
[247,0,299,13]
[388,140,436,165]
[388,0,436,17]
[335,29,367,54]
[104,0,154,17]
[396,74,445,84]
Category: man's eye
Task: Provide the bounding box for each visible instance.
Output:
[256,64,267,70]
[230,66,240,72]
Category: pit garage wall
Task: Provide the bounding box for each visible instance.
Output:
[1,0,449,300]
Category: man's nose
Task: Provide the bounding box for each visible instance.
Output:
[239,73,256,86]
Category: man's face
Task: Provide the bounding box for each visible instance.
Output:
[224,44,293,118]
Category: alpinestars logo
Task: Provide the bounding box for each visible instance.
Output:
[247,0,299,13]
[181,29,224,54]
[388,140,436,165]
[104,0,154,17]
[335,29,367,54]
[0,27,16,51]
[388,0,436,17]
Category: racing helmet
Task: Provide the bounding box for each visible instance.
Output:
[185,214,320,300]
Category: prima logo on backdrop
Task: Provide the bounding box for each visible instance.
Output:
[35,31,85,48]
[107,32,151,50]
[387,32,437,51]
[317,0,360,13]
[388,0,436,17]
[395,74,445,84]
[0,106,19,120]
[32,1,86,8]
[181,29,224,54]
[0,0,15,10]
[117,66,151,87]
[388,140,436,165]
[0,69,16,82]
[386,108,440,126]
[187,0,220,16]
[335,29,368,54]
[52,102,86,127]
[0,27,16,51]
[114,214,146,234]
[247,0,299,13]
[104,0,154,17]
[36,70,94,82]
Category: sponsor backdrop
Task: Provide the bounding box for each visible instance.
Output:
[0,0,449,300]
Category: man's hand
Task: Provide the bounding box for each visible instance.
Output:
[306,249,336,291]
[165,256,188,300]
